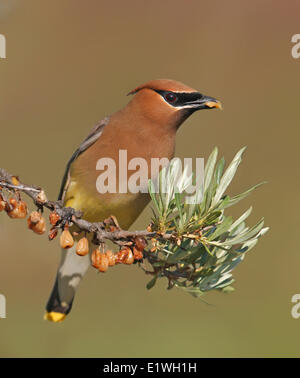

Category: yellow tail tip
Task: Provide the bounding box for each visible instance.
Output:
[44,311,66,323]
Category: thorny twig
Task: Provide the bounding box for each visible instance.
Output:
[0,168,202,284]
[0,168,167,245]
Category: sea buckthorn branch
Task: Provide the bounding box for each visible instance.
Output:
[0,168,189,280]
[0,145,269,297]
[0,168,153,240]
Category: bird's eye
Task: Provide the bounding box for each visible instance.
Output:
[165,92,177,103]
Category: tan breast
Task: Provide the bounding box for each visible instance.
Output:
[65,109,176,228]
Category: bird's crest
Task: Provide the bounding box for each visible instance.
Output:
[127,79,197,96]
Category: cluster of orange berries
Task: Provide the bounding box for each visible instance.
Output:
[1,190,147,273]
[0,194,28,219]
[27,211,46,234]
[60,227,146,272]
[91,245,143,272]
[0,191,55,236]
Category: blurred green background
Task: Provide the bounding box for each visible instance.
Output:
[0,0,299,357]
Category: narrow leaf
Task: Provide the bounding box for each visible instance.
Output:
[204,147,218,191]
[212,147,247,205]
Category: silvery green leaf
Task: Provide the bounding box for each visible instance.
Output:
[159,158,195,213]
[257,227,269,237]
[224,182,266,209]
[203,210,222,226]
[146,145,268,299]
[185,185,203,215]
[214,195,231,211]
[215,247,228,259]
[212,147,247,206]
[167,247,189,263]
[230,222,248,237]
[229,207,252,233]
[208,216,233,240]
[222,218,265,246]
[215,157,225,185]
[199,272,233,291]
[146,276,157,290]
[197,264,225,285]
[184,245,206,263]
[236,238,258,253]
[160,159,178,207]
[204,147,218,191]
[176,161,193,193]
[215,277,235,289]
[174,190,186,230]
[236,227,269,252]
[148,179,160,213]
[219,255,244,274]
[203,186,214,213]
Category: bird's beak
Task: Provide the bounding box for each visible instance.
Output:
[204,97,223,110]
[186,95,222,111]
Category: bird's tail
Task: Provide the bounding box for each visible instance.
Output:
[44,244,91,322]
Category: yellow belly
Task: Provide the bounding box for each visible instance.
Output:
[64,180,150,229]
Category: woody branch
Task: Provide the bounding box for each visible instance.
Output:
[0,168,188,278]
[0,168,162,241]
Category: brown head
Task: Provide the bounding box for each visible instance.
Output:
[126,79,222,130]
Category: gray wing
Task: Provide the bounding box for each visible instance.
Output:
[58,116,110,201]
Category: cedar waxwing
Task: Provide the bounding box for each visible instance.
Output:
[45,79,221,322]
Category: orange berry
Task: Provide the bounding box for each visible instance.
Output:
[124,249,134,265]
[49,212,60,226]
[76,237,89,256]
[27,211,41,226]
[0,200,5,212]
[91,248,101,268]
[98,253,109,272]
[27,212,46,235]
[33,219,46,234]
[48,227,58,240]
[105,250,116,266]
[135,236,147,251]
[18,201,27,217]
[60,229,74,249]
[9,198,17,208]
[7,200,27,219]
[133,246,143,260]
[115,247,131,264]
